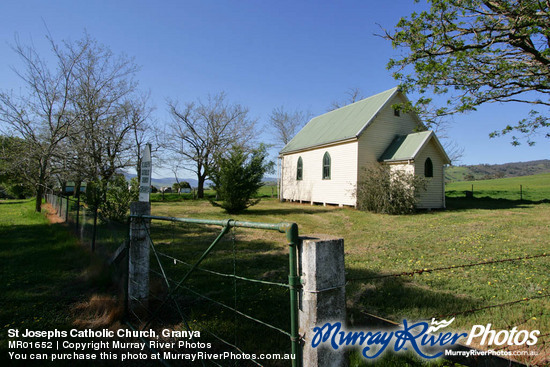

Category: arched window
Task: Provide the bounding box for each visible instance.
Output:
[424,157,433,178]
[296,157,303,180]
[322,152,331,180]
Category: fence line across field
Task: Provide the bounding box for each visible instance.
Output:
[44,191,127,256]
[346,252,549,282]
[346,245,548,365]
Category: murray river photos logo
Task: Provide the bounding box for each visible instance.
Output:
[311,318,540,360]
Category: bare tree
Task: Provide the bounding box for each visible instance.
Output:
[269,106,310,147]
[127,93,156,180]
[166,92,256,198]
[0,36,86,211]
[328,87,365,111]
[66,35,148,199]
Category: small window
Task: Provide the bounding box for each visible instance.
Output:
[322,152,331,180]
[296,157,303,180]
[393,108,400,117]
[424,157,433,177]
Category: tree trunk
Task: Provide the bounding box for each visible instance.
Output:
[35,184,44,213]
[197,175,205,199]
[35,164,48,212]
[75,180,82,200]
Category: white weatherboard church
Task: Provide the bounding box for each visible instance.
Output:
[278,87,451,209]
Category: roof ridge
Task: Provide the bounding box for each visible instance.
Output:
[312,86,399,121]
[280,86,401,154]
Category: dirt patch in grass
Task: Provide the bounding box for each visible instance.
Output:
[43,202,64,223]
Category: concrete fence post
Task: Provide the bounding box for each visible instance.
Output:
[128,201,151,314]
[299,235,347,367]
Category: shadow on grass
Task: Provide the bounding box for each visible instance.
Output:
[445,196,550,211]
[244,206,335,216]
[345,267,490,366]
[0,200,29,205]
[0,221,120,366]
[143,221,483,366]
[345,268,482,327]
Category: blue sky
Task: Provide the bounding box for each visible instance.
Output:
[1,0,548,177]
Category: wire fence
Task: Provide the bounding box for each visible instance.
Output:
[445,183,550,202]
[42,189,549,365]
[126,215,301,367]
[346,251,550,366]
[44,191,127,258]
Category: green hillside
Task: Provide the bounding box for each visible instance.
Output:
[446,172,550,201]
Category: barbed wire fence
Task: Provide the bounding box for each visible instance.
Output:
[346,252,550,366]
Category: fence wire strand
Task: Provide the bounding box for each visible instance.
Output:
[433,293,550,319]
[346,253,549,283]
[156,252,290,288]
[151,268,292,338]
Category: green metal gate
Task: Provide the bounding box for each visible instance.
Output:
[127,214,302,367]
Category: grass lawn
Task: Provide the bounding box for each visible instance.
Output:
[2,173,548,366]
[148,193,549,366]
[0,200,117,366]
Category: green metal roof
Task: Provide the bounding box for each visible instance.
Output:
[280,87,399,154]
[379,131,433,162]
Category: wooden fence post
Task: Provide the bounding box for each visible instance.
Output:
[299,235,348,367]
[91,207,98,252]
[75,195,80,232]
[65,196,69,222]
[520,184,523,201]
[128,201,151,314]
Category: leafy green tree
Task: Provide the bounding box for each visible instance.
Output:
[85,175,138,222]
[383,0,550,145]
[209,145,273,213]
[0,136,35,198]
[172,181,191,193]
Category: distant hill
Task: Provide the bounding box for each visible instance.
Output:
[123,173,198,188]
[446,160,550,182]
[123,173,277,188]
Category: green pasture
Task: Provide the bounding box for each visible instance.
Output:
[0,200,110,366]
[446,173,550,201]
[149,189,549,365]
